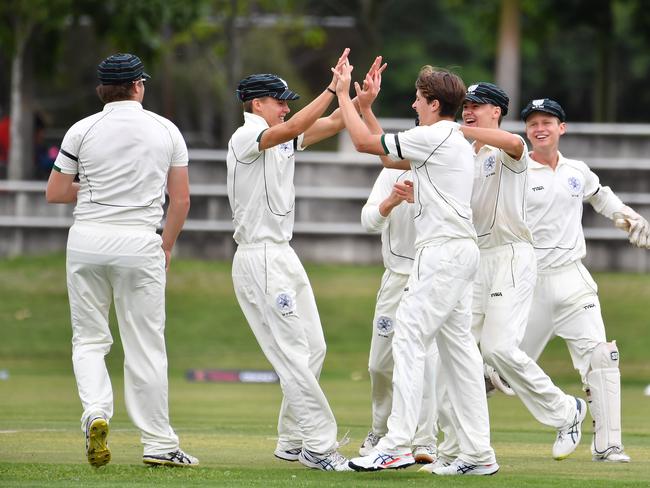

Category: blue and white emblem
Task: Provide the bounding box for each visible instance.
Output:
[276,292,295,316]
[483,155,497,176]
[376,315,394,336]
[278,141,294,157]
[567,176,581,194]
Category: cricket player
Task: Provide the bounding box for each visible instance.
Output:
[334,58,498,475]
[227,50,385,472]
[356,67,437,464]
[520,98,647,463]
[433,83,588,468]
[46,53,197,467]
[360,168,439,464]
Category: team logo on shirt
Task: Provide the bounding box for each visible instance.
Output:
[278,141,294,157]
[567,176,582,196]
[483,155,497,177]
[376,315,394,336]
[275,292,296,317]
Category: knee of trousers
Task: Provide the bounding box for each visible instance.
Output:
[482,344,528,371]
[368,362,392,382]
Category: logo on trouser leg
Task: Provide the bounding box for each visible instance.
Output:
[275,292,296,317]
[376,316,394,337]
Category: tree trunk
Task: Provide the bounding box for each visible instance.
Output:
[495,0,521,120]
[222,0,242,146]
[8,18,35,181]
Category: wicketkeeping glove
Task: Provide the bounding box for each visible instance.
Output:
[613,205,650,248]
[484,363,515,397]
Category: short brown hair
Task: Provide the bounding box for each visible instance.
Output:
[415,66,466,118]
[243,100,253,113]
[95,83,137,104]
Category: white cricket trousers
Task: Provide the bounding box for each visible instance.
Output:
[368,269,438,446]
[66,222,179,455]
[521,261,606,384]
[231,242,338,454]
[376,239,495,465]
[475,243,575,427]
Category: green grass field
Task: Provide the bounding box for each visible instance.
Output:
[1,254,649,487]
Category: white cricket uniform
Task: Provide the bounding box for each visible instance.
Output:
[54,100,188,455]
[439,140,583,460]
[373,121,495,465]
[361,168,438,448]
[521,152,624,399]
[227,112,338,454]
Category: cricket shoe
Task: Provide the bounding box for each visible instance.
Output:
[143,449,199,467]
[418,456,451,473]
[553,397,587,460]
[298,448,352,472]
[274,447,302,462]
[86,416,111,468]
[412,443,436,464]
[432,457,499,476]
[358,431,382,456]
[348,451,414,471]
[592,445,631,463]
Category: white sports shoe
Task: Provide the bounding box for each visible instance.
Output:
[143,449,199,467]
[298,448,352,472]
[274,447,302,462]
[418,456,451,473]
[358,431,382,456]
[592,445,631,463]
[553,397,587,460]
[349,451,415,471]
[432,457,499,476]
[412,444,436,464]
[86,416,111,468]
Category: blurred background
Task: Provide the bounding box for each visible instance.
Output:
[1,0,650,270]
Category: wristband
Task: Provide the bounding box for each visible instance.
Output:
[326,87,336,95]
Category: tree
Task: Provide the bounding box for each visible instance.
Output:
[0,0,71,180]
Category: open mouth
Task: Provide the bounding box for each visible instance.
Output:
[463,116,477,126]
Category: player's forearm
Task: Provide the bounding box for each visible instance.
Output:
[285,88,337,136]
[460,126,524,159]
[361,204,387,233]
[588,185,625,220]
[339,94,384,155]
[161,197,190,252]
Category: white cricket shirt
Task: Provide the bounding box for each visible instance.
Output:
[382,120,477,249]
[54,100,188,227]
[227,112,305,245]
[527,151,624,269]
[471,139,533,249]
[361,168,416,275]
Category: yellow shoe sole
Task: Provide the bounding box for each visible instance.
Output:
[87,418,111,468]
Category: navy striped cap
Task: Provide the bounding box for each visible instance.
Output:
[521,98,566,122]
[97,53,150,85]
[236,74,300,102]
[465,82,509,116]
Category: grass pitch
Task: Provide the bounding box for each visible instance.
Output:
[0,255,649,486]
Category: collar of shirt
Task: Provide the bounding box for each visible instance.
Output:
[430,119,460,130]
[103,100,143,111]
[472,141,498,157]
[528,150,566,170]
[243,111,270,128]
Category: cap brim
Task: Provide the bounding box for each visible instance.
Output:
[275,89,300,101]
[523,107,563,121]
[464,93,489,104]
[142,72,151,81]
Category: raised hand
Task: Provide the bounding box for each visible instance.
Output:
[329,48,350,91]
[393,179,414,204]
[355,56,387,109]
[332,58,354,96]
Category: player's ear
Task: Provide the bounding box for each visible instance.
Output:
[558,121,567,135]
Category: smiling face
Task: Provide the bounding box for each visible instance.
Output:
[462,101,501,128]
[253,97,291,126]
[411,89,440,126]
[525,112,566,152]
